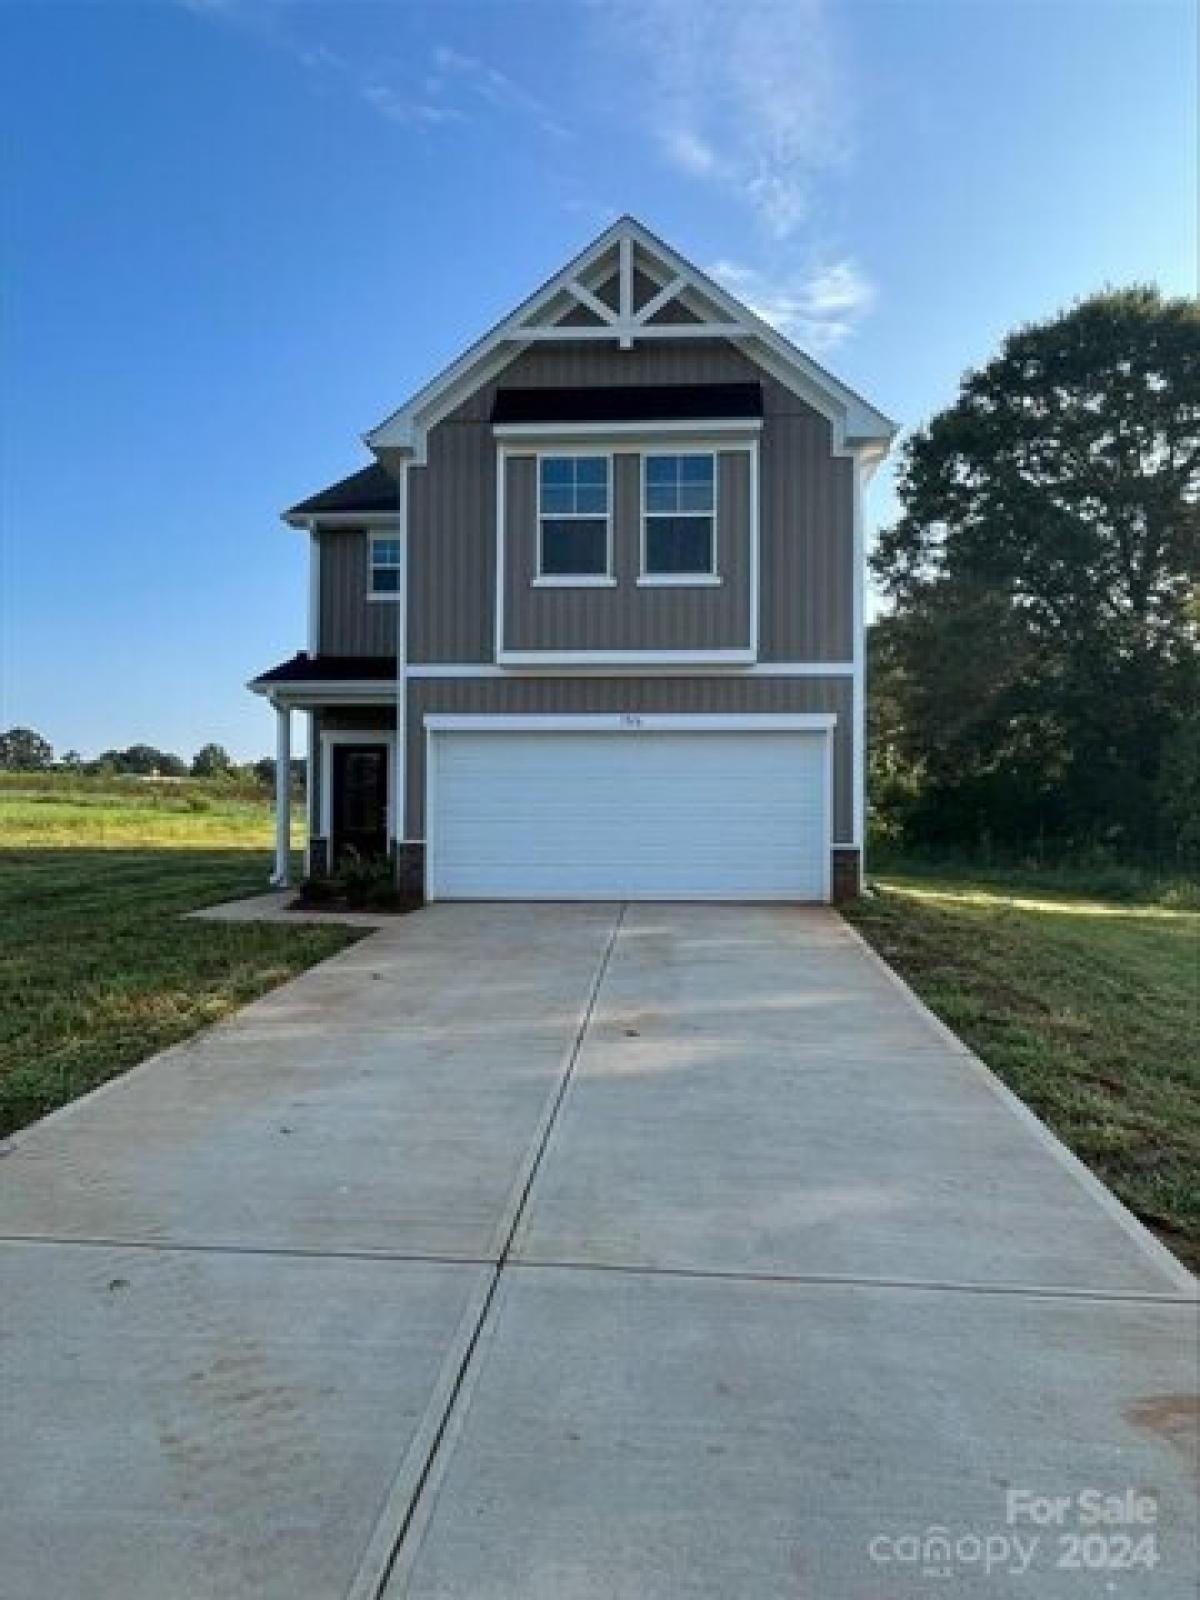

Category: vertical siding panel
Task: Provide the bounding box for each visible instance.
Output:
[318,532,398,655]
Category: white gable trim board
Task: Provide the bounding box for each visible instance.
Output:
[424,713,835,903]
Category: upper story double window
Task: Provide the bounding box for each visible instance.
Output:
[536,451,719,587]
[537,456,613,583]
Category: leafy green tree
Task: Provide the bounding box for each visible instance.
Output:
[191,742,234,778]
[873,287,1200,848]
[0,727,54,771]
[109,743,186,777]
[1157,711,1200,856]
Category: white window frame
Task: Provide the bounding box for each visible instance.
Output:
[638,449,720,586]
[534,450,616,588]
[368,533,404,601]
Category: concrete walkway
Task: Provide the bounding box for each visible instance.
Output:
[1,905,1194,1598]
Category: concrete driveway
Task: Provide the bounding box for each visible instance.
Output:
[1,905,1194,1598]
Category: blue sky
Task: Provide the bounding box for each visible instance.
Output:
[2,0,1195,760]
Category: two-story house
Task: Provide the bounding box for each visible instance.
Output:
[250,218,895,902]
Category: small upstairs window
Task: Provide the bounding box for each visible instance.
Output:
[369,535,402,597]
[538,456,611,580]
[643,454,716,578]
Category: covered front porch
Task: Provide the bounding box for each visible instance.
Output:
[247,653,405,890]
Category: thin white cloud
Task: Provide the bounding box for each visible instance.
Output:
[431,46,571,140]
[709,257,876,349]
[662,127,723,179]
[175,3,566,140]
[361,84,466,128]
[598,0,849,239]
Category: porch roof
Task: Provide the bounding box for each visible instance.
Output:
[249,652,396,691]
[285,462,400,519]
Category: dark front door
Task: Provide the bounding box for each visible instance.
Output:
[332,743,389,862]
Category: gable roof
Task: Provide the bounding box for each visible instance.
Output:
[365,215,895,463]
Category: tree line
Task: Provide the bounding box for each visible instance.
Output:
[869,286,1198,861]
[0,728,304,790]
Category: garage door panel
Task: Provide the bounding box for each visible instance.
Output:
[429,729,829,902]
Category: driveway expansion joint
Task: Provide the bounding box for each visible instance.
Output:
[350,903,628,1600]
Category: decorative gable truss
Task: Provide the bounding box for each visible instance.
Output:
[516,232,742,347]
[365,216,895,465]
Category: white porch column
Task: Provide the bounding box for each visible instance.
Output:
[270,700,292,887]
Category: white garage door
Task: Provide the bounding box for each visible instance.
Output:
[426,717,832,902]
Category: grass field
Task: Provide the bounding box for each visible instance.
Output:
[845,863,1200,1271]
[0,775,360,1139]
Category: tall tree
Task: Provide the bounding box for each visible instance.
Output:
[873,287,1200,847]
[191,743,234,778]
[0,727,54,771]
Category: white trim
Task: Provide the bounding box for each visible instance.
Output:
[496,647,758,669]
[639,449,718,582]
[394,476,409,844]
[851,456,865,852]
[305,710,316,876]
[748,660,849,677]
[423,712,836,734]
[495,438,758,663]
[425,722,437,891]
[249,681,396,703]
[493,446,506,666]
[307,532,321,652]
[749,437,761,659]
[536,450,613,582]
[363,217,896,464]
[508,322,749,343]
[269,701,292,888]
[283,510,403,531]
[494,418,762,441]
[532,575,617,589]
[406,660,853,678]
[636,574,722,588]
[319,728,397,855]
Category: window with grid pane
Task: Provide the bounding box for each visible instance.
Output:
[643,454,715,575]
[369,536,403,595]
[538,456,610,576]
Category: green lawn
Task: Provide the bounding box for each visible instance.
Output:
[0,776,360,1139]
[845,865,1200,1272]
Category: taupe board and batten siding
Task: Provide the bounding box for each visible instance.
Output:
[502,450,751,653]
[318,532,398,655]
[406,675,853,842]
[403,339,854,664]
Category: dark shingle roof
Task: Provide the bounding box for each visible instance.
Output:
[250,653,396,686]
[490,383,763,425]
[286,462,400,518]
